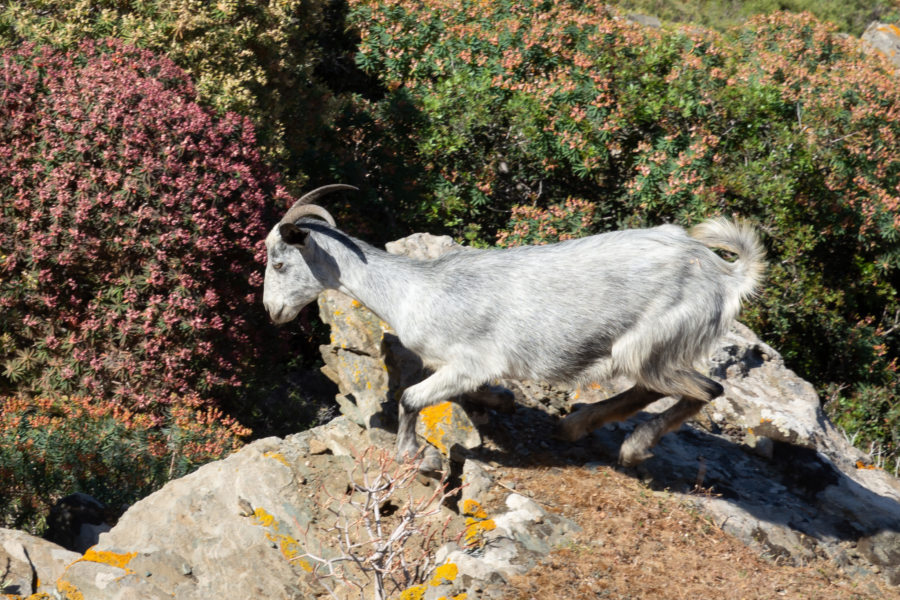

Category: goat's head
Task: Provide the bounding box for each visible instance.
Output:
[263,184,357,324]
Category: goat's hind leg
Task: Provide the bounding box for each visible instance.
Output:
[618,370,723,467]
[556,385,664,442]
[396,365,481,475]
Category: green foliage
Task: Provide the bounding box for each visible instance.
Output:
[0,395,245,533]
[346,1,900,471]
[0,0,334,187]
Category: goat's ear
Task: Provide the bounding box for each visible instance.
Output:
[279,223,309,247]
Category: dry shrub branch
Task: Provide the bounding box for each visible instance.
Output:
[296,447,460,600]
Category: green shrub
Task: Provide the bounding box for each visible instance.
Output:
[346,1,899,471]
[0,395,247,532]
[0,0,334,187]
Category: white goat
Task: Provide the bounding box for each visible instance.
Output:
[263,185,765,471]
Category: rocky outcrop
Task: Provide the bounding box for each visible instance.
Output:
[6,418,575,600]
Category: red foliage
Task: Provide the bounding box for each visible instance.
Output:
[0,40,291,413]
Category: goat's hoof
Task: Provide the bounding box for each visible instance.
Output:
[555,413,588,442]
[618,441,653,467]
[414,445,445,480]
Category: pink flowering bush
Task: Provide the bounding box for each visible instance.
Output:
[0,40,290,410]
[0,40,305,527]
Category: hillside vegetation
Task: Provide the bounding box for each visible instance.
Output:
[0,0,898,532]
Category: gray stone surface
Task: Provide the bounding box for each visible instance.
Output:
[0,528,80,597]
[862,21,900,72]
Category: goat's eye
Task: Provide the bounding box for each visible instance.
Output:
[272,262,284,271]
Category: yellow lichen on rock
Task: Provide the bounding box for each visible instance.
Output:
[263,451,291,467]
[251,507,303,561]
[77,549,137,571]
[55,580,84,600]
[252,507,276,528]
[391,584,426,600]
[461,499,488,519]
[430,562,458,586]
[419,402,454,455]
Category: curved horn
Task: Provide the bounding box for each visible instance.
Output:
[281,204,337,227]
[295,183,358,206]
[280,184,357,226]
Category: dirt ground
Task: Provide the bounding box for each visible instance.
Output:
[479,461,894,600]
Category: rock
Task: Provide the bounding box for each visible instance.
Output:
[705,322,854,463]
[0,528,80,597]
[317,234,465,439]
[862,21,900,73]
[434,493,579,599]
[23,415,578,600]
[417,401,482,461]
[385,232,461,259]
[626,323,900,584]
[461,458,495,508]
[626,13,661,28]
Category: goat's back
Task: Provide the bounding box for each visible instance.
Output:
[400,223,758,387]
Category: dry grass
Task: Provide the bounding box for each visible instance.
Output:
[490,463,892,600]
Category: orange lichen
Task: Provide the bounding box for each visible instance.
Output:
[251,507,303,560]
[263,451,291,467]
[856,461,882,470]
[77,549,137,571]
[461,499,488,519]
[419,401,473,456]
[430,562,458,585]
[56,580,84,600]
[392,584,427,600]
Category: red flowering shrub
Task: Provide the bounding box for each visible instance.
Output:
[496,198,597,247]
[0,40,290,412]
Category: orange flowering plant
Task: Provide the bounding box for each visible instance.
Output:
[346,2,899,469]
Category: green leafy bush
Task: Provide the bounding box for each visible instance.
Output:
[0,395,247,532]
[0,0,334,187]
[346,1,899,470]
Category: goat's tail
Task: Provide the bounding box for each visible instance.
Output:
[690,218,766,301]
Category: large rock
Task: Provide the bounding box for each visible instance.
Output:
[0,528,80,597]
[318,232,481,455]
[19,417,575,600]
[862,21,900,73]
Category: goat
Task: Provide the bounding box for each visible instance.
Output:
[263,185,766,472]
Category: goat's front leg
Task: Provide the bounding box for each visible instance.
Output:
[397,365,480,475]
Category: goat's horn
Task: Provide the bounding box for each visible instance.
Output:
[281,204,337,226]
[280,184,358,226]
[295,184,358,206]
